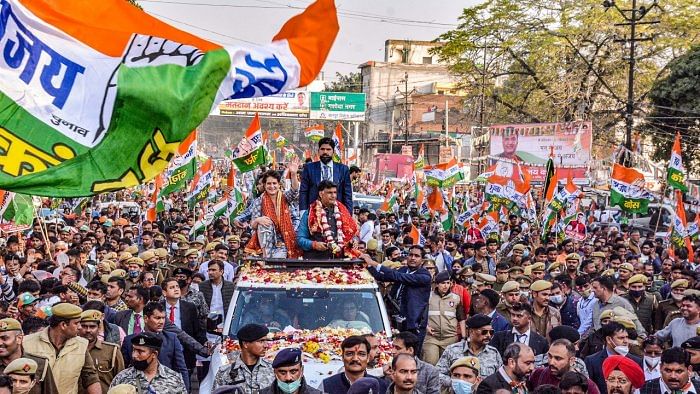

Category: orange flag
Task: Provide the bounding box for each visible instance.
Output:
[427,187,445,213]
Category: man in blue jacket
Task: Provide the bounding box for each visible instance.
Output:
[360,246,432,345]
[122,301,190,391]
[299,137,353,212]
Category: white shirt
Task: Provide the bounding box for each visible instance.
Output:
[512,327,530,344]
[359,221,375,243]
[166,300,181,328]
[198,260,236,282]
[210,281,224,316]
[321,162,333,181]
[643,358,661,382]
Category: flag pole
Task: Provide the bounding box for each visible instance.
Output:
[32,205,53,262]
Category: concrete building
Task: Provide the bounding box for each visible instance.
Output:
[360,40,468,165]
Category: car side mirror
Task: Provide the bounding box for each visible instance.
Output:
[207,313,223,336]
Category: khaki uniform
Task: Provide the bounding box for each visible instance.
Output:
[496,301,512,324]
[531,305,562,338]
[82,340,125,394]
[656,299,682,330]
[0,352,59,394]
[423,290,465,365]
[23,328,100,394]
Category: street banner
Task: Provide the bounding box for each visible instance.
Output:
[610,164,654,214]
[0,0,338,196]
[489,121,592,182]
[668,132,687,192]
[310,92,366,121]
[215,89,310,119]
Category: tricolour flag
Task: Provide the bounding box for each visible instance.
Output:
[272,132,287,148]
[414,144,425,170]
[670,190,694,261]
[188,158,213,205]
[543,147,557,203]
[332,123,344,163]
[541,175,580,239]
[190,198,227,235]
[610,164,653,214]
[409,224,425,246]
[160,130,198,196]
[233,114,268,173]
[0,0,338,196]
[380,184,396,212]
[424,158,464,188]
[147,175,163,222]
[305,124,324,142]
[668,132,687,192]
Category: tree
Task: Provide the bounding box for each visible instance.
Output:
[646,45,700,172]
[432,0,700,143]
[326,72,361,93]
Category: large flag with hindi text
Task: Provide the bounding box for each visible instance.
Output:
[610,164,654,214]
[0,0,338,196]
[668,132,687,192]
[232,114,267,173]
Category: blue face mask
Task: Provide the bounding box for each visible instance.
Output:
[452,379,473,394]
[128,270,140,278]
[277,378,302,394]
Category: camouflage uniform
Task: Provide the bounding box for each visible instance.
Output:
[110,363,187,394]
[436,340,502,379]
[182,287,209,320]
[213,352,275,394]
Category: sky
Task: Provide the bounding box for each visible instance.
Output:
[139,0,479,80]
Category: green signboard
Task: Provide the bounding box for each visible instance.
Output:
[310,92,366,121]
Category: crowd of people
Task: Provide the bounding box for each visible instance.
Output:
[0,136,696,394]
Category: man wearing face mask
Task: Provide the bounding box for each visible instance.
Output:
[110,332,186,394]
[680,336,700,383]
[260,348,320,394]
[299,137,353,212]
[173,267,209,324]
[656,279,688,330]
[591,276,646,337]
[622,274,658,335]
[584,322,642,394]
[448,356,481,394]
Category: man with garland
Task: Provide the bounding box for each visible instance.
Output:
[298,180,359,260]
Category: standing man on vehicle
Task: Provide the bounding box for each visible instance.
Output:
[299,137,353,212]
[260,348,321,394]
[213,324,274,393]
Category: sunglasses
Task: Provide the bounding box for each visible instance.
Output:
[479,329,494,335]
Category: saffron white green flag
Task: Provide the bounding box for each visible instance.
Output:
[610,164,653,214]
[668,132,687,192]
[232,114,268,173]
[160,131,198,196]
[424,158,464,188]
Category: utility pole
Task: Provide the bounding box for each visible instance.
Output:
[397,72,416,145]
[603,0,660,164]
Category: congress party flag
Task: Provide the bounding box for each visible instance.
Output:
[424,158,464,188]
[272,132,287,148]
[610,164,653,214]
[380,183,396,213]
[409,224,425,246]
[160,131,197,196]
[0,191,33,225]
[670,190,694,261]
[0,0,339,196]
[668,132,687,192]
[305,124,324,142]
[146,175,163,222]
[188,158,212,205]
[232,114,268,173]
[414,144,425,170]
[332,123,344,163]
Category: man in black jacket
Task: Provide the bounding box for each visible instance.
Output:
[362,246,432,344]
[476,343,535,394]
[198,260,235,318]
[639,347,700,394]
[490,302,548,358]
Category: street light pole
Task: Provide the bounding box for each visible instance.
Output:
[377,96,394,153]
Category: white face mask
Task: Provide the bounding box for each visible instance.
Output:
[614,345,629,356]
[550,295,564,305]
[644,356,660,369]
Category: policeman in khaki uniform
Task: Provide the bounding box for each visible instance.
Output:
[78,310,125,394]
[139,250,168,284]
[4,357,40,394]
[22,303,101,394]
[496,281,522,324]
[622,274,659,334]
[656,279,688,330]
[0,318,58,394]
[423,271,467,365]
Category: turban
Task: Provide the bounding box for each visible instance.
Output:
[602,355,644,389]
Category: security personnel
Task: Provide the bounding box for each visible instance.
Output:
[4,357,39,394]
[78,310,125,394]
[0,318,58,394]
[423,271,467,365]
[656,279,687,330]
[496,281,521,324]
[139,250,168,284]
[22,303,101,394]
[622,274,658,334]
[529,262,546,281]
[261,348,321,394]
[530,280,561,338]
[616,263,635,295]
[110,332,186,394]
[213,323,274,393]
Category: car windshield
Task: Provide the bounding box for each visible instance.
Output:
[228,288,385,337]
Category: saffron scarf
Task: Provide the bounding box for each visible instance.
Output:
[308,200,359,257]
[245,192,301,258]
